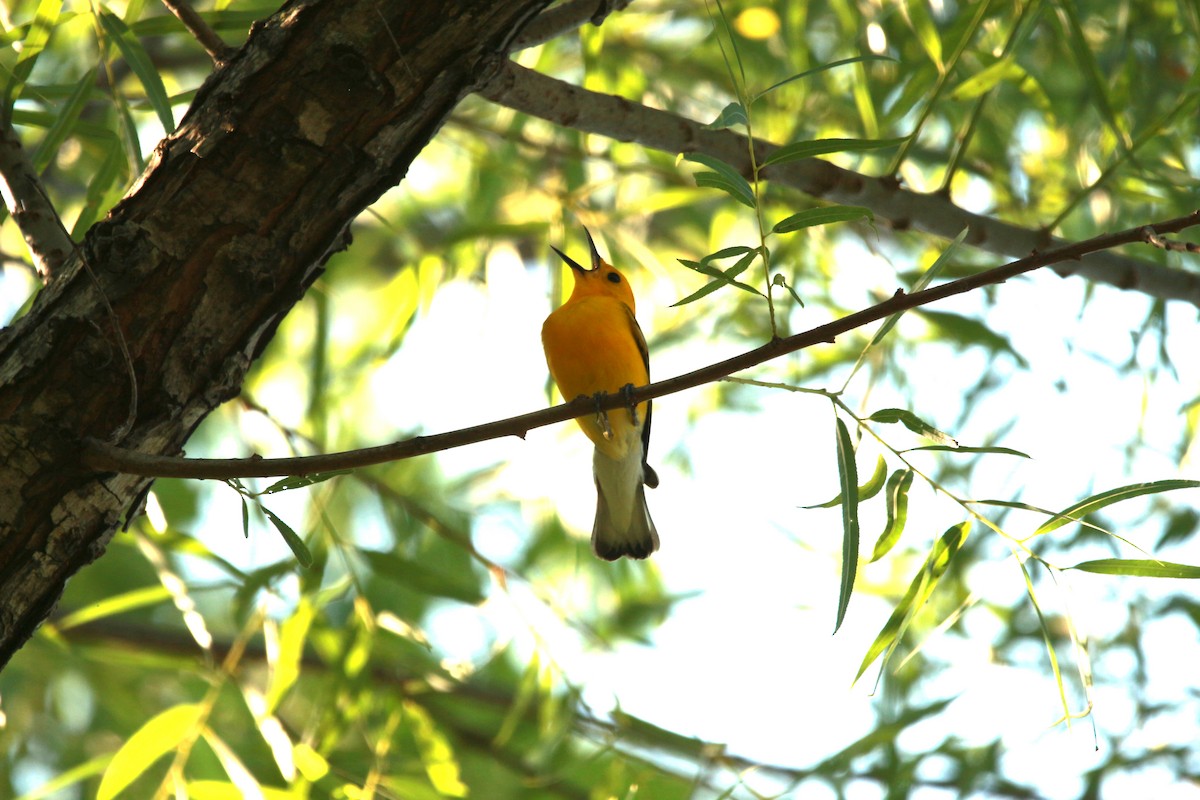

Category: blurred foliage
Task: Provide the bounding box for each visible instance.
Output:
[2,0,1199,799]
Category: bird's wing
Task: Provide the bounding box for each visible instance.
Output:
[624,303,658,488]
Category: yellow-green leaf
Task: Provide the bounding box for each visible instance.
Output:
[98,703,205,800]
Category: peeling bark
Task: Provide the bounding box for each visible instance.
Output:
[0,0,550,670]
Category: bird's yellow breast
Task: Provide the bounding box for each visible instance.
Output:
[542,295,649,458]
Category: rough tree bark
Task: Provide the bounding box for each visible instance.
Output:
[0,0,551,670]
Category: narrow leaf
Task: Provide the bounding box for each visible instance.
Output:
[833,417,859,633]
[259,505,313,567]
[868,408,957,447]
[854,521,971,684]
[55,586,172,630]
[6,0,62,108]
[949,57,1027,101]
[906,445,1030,458]
[260,470,350,495]
[871,469,914,562]
[692,171,756,208]
[773,205,874,234]
[98,703,205,800]
[804,455,886,508]
[761,137,906,168]
[1034,480,1200,536]
[1068,559,1200,579]
[33,68,99,174]
[98,11,175,133]
[683,153,756,207]
[753,55,897,101]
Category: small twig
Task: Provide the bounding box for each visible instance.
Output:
[160,0,232,67]
[0,116,74,282]
[1142,225,1200,253]
[80,211,1200,481]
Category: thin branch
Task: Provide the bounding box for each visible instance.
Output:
[509,0,635,50]
[0,116,73,282]
[160,0,233,66]
[81,212,1200,480]
[475,61,1200,308]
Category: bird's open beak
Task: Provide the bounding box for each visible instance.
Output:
[551,227,602,273]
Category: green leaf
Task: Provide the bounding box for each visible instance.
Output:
[98,10,175,133]
[260,470,351,495]
[259,505,314,567]
[773,205,874,234]
[761,137,907,168]
[854,521,971,685]
[868,408,957,447]
[266,599,314,713]
[360,549,485,604]
[753,55,897,101]
[240,496,250,539]
[705,101,748,129]
[833,417,859,633]
[683,153,756,207]
[32,68,99,174]
[906,445,1031,458]
[871,469,914,562]
[6,0,62,109]
[803,454,886,508]
[1068,559,1200,579]
[673,249,764,305]
[949,57,1027,101]
[98,703,205,800]
[1034,480,1200,536]
[55,586,172,630]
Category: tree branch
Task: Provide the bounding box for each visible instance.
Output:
[0,116,74,282]
[81,212,1200,480]
[160,0,233,66]
[511,0,635,50]
[476,61,1200,308]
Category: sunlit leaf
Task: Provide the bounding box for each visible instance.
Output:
[868,408,957,447]
[871,469,914,562]
[855,521,971,685]
[1068,559,1200,579]
[1034,480,1200,536]
[906,444,1030,458]
[98,703,205,800]
[804,454,886,508]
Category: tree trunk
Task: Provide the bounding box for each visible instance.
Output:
[0,0,550,670]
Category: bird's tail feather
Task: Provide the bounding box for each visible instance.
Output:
[591,451,659,560]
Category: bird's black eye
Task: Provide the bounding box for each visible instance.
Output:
[607,272,621,284]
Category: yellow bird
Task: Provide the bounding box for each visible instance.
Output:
[542,228,660,560]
